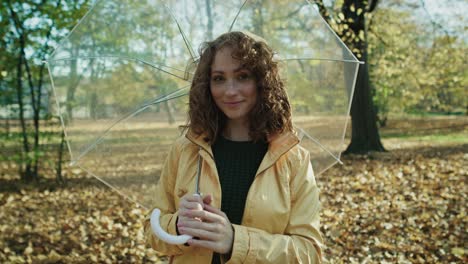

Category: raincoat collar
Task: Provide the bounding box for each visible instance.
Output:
[185,129,300,175]
[185,130,213,157]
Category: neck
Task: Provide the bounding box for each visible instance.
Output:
[223,119,251,141]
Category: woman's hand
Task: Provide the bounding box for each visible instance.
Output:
[177,203,234,255]
[177,193,209,226]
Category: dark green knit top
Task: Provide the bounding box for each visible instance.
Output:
[212,136,268,225]
[211,136,268,264]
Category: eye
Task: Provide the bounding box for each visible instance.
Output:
[211,75,225,82]
[237,72,252,81]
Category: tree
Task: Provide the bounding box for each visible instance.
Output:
[315,0,385,153]
[1,0,92,181]
[368,1,467,117]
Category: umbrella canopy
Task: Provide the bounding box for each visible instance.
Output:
[46,0,361,210]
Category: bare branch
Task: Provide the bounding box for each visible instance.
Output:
[419,0,450,36]
[270,4,307,21]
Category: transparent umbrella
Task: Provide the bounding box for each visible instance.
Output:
[46,0,361,244]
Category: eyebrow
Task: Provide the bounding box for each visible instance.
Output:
[211,65,249,74]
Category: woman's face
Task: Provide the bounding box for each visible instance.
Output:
[210,46,257,125]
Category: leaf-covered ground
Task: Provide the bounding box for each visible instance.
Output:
[0,118,466,263]
[320,142,466,263]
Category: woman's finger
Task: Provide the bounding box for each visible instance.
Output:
[203,204,227,218]
[178,226,217,241]
[179,194,202,207]
[180,200,203,210]
[188,239,218,251]
[185,194,204,203]
[183,223,234,254]
[202,194,213,205]
[178,218,220,233]
[183,208,223,223]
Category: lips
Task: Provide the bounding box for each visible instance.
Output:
[224,101,243,107]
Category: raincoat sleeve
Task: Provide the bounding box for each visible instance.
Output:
[143,140,193,256]
[227,151,323,264]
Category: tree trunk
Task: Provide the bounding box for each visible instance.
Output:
[5,116,10,135]
[205,0,213,40]
[56,130,66,184]
[163,100,175,124]
[314,0,384,153]
[342,0,385,154]
[23,46,45,180]
[21,32,46,180]
[15,49,32,180]
[8,1,37,181]
[66,55,78,121]
[90,91,98,119]
[345,61,385,153]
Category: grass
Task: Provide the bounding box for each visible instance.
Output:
[376,115,467,143]
[382,131,468,143]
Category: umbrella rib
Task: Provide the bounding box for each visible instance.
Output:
[281,58,364,64]
[48,0,102,60]
[164,3,196,61]
[229,0,249,32]
[315,160,340,176]
[77,164,148,210]
[296,127,343,165]
[174,18,196,61]
[305,0,362,63]
[46,61,75,162]
[71,87,189,165]
[48,55,193,80]
[337,60,360,161]
[144,88,189,107]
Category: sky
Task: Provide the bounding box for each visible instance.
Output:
[321,0,467,36]
[418,0,467,34]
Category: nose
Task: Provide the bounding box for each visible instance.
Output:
[225,79,238,95]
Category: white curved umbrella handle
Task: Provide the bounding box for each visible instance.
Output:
[150,208,192,245]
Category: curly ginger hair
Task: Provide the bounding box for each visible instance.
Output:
[187,31,293,144]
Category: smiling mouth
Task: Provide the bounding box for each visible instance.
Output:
[224,101,242,105]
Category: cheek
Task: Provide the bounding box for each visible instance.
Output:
[210,86,220,99]
[210,87,223,107]
[246,82,258,99]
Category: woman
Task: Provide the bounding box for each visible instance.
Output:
[145,31,323,263]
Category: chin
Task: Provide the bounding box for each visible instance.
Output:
[225,113,248,122]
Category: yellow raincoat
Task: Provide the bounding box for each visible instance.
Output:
[144,130,323,263]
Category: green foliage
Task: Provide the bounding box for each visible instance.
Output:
[368,3,467,121]
[0,0,94,180]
